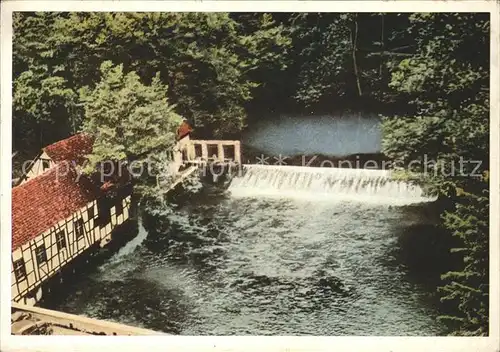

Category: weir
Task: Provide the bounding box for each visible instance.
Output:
[228,164,437,205]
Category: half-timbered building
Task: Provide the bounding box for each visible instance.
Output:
[11,135,132,306]
[12,122,195,306]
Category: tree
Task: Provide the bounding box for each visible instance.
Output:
[48,12,291,138]
[13,12,79,152]
[275,13,415,112]
[287,13,354,108]
[438,184,489,335]
[81,61,182,173]
[13,12,290,145]
[13,66,77,150]
[381,13,489,335]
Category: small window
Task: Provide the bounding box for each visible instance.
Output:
[13,259,26,281]
[88,206,94,219]
[116,200,123,216]
[35,245,47,264]
[42,159,50,170]
[56,231,66,251]
[74,219,85,239]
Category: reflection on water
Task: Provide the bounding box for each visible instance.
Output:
[44,185,445,335]
[244,114,381,156]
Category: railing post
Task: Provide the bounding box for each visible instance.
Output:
[188,143,195,161]
[234,141,241,164]
[201,143,208,160]
[218,143,225,162]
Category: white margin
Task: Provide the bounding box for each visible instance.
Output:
[1,1,499,352]
[488,0,500,344]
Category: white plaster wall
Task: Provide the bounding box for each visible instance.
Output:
[172,135,192,172]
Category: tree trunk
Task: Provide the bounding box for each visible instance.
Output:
[351,14,363,97]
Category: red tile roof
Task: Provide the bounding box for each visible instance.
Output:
[177,121,193,140]
[44,133,94,165]
[13,122,189,250]
[12,163,96,250]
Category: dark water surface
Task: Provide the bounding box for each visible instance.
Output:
[43,184,446,335]
[243,114,381,156]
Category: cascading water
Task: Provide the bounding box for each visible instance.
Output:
[40,114,445,335]
[44,186,445,335]
[228,164,437,206]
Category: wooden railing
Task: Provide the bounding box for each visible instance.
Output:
[187,140,241,164]
[11,302,165,335]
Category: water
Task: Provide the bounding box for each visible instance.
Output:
[244,114,381,156]
[42,116,446,335]
[44,184,445,335]
[230,164,436,206]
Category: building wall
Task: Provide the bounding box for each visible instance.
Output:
[11,194,132,305]
[20,152,56,185]
[172,134,191,172]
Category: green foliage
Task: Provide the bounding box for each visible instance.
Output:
[381,13,489,336]
[13,11,290,152]
[283,13,414,109]
[13,12,80,151]
[438,185,489,336]
[51,12,290,138]
[290,13,354,106]
[13,65,77,148]
[81,61,182,172]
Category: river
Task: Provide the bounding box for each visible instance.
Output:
[41,114,448,335]
[243,113,381,156]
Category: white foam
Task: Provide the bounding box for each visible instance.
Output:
[228,165,437,206]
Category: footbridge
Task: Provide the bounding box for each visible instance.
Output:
[185,139,241,165]
[162,138,242,190]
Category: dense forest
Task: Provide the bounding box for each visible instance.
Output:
[12,12,490,336]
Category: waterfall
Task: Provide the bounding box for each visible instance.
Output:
[228,164,437,206]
